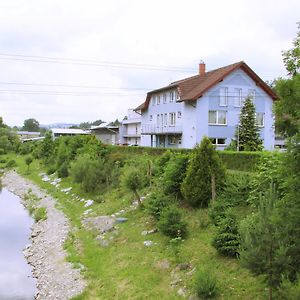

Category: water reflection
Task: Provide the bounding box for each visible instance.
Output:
[0,188,36,300]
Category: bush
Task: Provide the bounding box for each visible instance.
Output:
[33,207,47,222]
[212,210,240,257]
[47,166,56,175]
[158,206,187,238]
[194,269,219,299]
[0,148,5,155]
[5,159,16,168]
[276,277,300,300]
[57,161,69,178]
[209,198,232,226]
[161,153,188,198]
[181,137,225,208]
[146,191,174,219]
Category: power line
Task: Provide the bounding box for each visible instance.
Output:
[0,81,150,91]
[0,53,196,72]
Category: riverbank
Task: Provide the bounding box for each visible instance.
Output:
[2,170,86,300]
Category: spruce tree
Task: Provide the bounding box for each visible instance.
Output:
[181,136,225,208]
[237,96,262,151]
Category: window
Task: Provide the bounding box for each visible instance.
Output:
[210,138,226,145]
[164,113,168,126]
[256,112,264,127]
[175,90,180,101]
[168,136,176,145]
[248,89,256,100]
[169,113,176,126]
[220,87,228,106]
[149,115,153,122]
[209,111,227,125]
[157,95,161,105]
[163,93,167,103]
[170,91,174,102]
[177,111,182,118]
[157,114,160,126]
[160,114,164,126]
[234,88,242,107]
[152,96,156,106]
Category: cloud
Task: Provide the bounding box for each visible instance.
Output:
[0,0,299,126]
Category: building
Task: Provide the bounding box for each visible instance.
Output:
[51,128,90,139]
[119,109,141,145]
[90,123,119,145]
[17,131,41,142]
[136,61,278,150]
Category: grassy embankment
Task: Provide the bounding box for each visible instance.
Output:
[0,153,267,299]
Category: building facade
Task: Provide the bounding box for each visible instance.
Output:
[119,109,141,145]
[137,61,277,150]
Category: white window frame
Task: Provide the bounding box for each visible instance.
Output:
[256,112,264,127]
[169,112,176,126]
[164,113,168,126]
[210,138,226,146]
[219,87,228,107]
[170,91,174,102]
[160,114,164,127]
[177,111,182,118]
[156,114,160,126]
[208,110,227,126]
[234,88,243,107]
[157,95,161,105]
[152,95,156,106]
[163,93,167,104]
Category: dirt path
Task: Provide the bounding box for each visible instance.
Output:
[2,170,86,300]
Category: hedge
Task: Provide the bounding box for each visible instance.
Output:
[108,146,281,172]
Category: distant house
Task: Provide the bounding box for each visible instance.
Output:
[119,109,141,145]
[51,128,90,139]
[17,131,41,142]
[90,123,119,145]
[136,61,278,150]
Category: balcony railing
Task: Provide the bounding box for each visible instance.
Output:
[142,124,183,135]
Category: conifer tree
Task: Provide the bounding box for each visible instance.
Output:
[181,136,225,207]
[237,96,262,151]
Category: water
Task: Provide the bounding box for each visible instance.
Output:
[0,187,36,300]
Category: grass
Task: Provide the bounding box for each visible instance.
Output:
[0,152,267,299]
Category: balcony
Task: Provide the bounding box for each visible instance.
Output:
[142,124,183,135]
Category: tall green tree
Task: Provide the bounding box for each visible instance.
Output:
[181,136,225,208]
[282,22,300,77]
[275,22,300,137]
[240,185,289,300]
[22,118,40,132]
[237,96,262,151]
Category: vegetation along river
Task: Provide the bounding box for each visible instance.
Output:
[0,187,36,300]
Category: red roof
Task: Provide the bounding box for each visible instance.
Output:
[136,61,278,111]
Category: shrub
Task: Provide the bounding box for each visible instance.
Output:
[194,269,219,299]
[146,191,174,219]
[158,206,187,238]
[5,159,16,168]
[33,207,47,222]
[57,161,69,178]
[181,137,225,208]
[161,153,188,199]
[47,166,56,175]
[25,156,33,171]
[0,148,5,155]
[0,158,7,164]
[212,210,240,257]
[276,277,300,300]
[209,198,232,226]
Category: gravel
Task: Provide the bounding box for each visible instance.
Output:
[2,171,86,300]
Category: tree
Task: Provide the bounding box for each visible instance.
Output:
[25,156,33,171]
[275,22,300,137]
[239,185,289,300]
[121,167,144,206]
[181,137,225,208]
[282,22,300,77]
[22,118,40,132]
[237,96,262,151]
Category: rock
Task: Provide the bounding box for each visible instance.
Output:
[115,217,128,223]
[83,209,92,215]
[188,294,199,300]
[177,263,192,271]
[82,216,115,233]
[141,229,158,236]
[186,268,196,276]
[170,278,183,287]
[143,240,153,247]
[61,187,72,193]
[84,200,94,207]
[177,287,187,297]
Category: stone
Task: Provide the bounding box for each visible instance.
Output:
[177,287,186,297]
[143,240,153,247]
[115,217,128,223]
[141,229,158,236]
[84,200,94,207]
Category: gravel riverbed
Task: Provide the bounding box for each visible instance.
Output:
[2,170,86,300]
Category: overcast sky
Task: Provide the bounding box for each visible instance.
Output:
[0,0,299,127]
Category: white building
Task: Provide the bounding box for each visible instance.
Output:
[51,128,90,139]
[90,123,119,145]
[136,61,278,150]
[119,109,141,145]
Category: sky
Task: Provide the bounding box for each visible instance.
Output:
[0,0,299,127]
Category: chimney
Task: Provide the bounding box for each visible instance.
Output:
[199,61,206,75]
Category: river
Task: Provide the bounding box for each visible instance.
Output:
[0,187,36,300]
